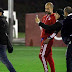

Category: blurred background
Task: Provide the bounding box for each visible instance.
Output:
[0,0,72,45]
[0,0,72,72]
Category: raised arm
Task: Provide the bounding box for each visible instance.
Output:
[39,21,62,31]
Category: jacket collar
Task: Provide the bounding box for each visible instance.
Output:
[68,13,72,16]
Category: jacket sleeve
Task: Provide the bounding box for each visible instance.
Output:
[39,21,62,31]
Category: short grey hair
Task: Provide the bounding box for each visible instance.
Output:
[64,6,72,14]
[45,2,54,8]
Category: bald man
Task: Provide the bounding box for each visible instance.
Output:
[36,2,56,72]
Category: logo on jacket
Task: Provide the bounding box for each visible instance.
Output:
[48,17,51,20]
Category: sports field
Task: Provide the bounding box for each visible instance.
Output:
[0,45,67,72]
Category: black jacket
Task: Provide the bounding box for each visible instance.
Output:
[0,15,9,45]
[61,14,72,42]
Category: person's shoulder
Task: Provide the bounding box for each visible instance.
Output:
[42,15,47,20]
[50,13,55,18]
[50,13,56,20]
[67,15,72,19]
[64,15,72,21]
[63,16,71,24]
[0,16,7,23]
[58,20,63,25]
[0,15,6,19]
[43,15,47,18]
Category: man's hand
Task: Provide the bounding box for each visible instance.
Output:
[44,39,50,44]
[35,15,40,24]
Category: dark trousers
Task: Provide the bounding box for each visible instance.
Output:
[0,44,16,72]
[66,43,72,72]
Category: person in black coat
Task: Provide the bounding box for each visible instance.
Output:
[61,6,72,72]
[0,8,16,72]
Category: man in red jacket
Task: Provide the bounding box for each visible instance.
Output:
[36,2,56,72]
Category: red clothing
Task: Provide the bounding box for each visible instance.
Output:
[41,13,56,38]
[39,38,55,72]
[39,13,56,72]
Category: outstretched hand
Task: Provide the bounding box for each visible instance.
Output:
[35,15,40,24]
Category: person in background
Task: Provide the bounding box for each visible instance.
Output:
[0,8,16,72]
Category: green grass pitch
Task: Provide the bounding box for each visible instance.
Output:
[0,45,67,72]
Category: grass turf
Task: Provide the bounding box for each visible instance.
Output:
[18,32,25,38]
[0,45,67,72]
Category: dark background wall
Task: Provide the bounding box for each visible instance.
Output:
[0,0,72,32]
